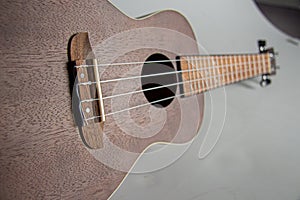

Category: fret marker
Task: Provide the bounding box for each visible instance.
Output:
[86,107,91,113]
[80,73,85,79]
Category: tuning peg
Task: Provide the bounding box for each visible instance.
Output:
[258,40,266,53]
[260,74,271,87]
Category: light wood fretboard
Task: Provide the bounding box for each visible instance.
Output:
[178,53,272,96]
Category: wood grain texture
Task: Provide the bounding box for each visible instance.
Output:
[70,33,104,149]
[0,1,204,199]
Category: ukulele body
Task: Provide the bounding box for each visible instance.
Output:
[0,0,203,199]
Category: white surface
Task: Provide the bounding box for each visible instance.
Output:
[109,0,300,199]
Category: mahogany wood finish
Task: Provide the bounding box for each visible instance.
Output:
[70,33,104,149]
[0,1,203,199]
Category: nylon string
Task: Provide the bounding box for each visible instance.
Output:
[77,59,267,86]
[83,62,265,121]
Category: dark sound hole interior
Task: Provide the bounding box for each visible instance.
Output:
[141,54,177,108]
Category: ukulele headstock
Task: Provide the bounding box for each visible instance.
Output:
[258,40,278,87]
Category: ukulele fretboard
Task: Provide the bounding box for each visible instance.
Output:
[177,53,272,96]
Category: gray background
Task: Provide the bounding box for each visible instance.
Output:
[109,0,300,199]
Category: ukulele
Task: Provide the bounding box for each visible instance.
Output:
[0,0,277,199]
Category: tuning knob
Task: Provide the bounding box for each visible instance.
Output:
[258,40,266,53]
[260,74,271,87]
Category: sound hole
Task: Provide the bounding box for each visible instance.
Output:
[141,54,177,108]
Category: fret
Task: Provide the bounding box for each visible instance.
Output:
[210,57,215,87]
[218,56,226,85]
[226,56,230,83]
[257,54,260,75]
[255,54,258,76]
[230,56,233,82]
[238,55,243,80]
[253,55,257,76]
[187,56,194,94]
[193,56,202,93]
[262,54,266,74]
[194,56,201,92]
[224,56,229,84]
[245,55,249,78]
[253,54,258,77]
[216,57,222,87]
[246,54,251,77]
[237,55,241,81]
[209,57,214,89]
[214,56,222,87]
[229,56,234,83]
[233,55,238,82]
[201,57,208,91]
[182,58,191,95]
[257,54,262,75]
[247,55,251,77]
[210,57,217,88]
[251,54,255,77]
[219,56,225,86]
[243,55,248,78]
[204,57,210,90]
[203,57,210,90]
[238,55,245,79]
[229,56,233,83]
[234,55,239,82]
[249,54,253,77]
[262,54,272,74]
[233,56,237,82]
[265,54,270,73]
[218,56,223,87]
[256,55,259,75]
[216,57,221,87]
[246,55,252,77]
[212,56,217,87]
[199,57,204,92]
[190,56,197,93]
[245,54,250,78]
[192,56,198,93]
[225,56,229,84]
[209,57,214,87]
[188,56,194,92]
[206,56,212,90]
[199,56,206,92]
[193,57,198,92]
[240,56,244,80]
[250,55,254,77]
[199,57,205,92]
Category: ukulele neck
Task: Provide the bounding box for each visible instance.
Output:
[177,51,276,97]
